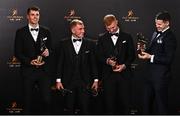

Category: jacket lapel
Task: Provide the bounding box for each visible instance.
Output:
[67,39,76,62]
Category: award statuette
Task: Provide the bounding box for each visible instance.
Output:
[36,37,46,66]
[136,32,147,55]
[109,47,119,70]
[109,56,118,70]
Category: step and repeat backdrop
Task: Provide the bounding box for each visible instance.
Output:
[0,0,180,114]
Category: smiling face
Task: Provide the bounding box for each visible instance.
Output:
[27,10,40,26]
[155,19,169,32]
[71,23,85,38]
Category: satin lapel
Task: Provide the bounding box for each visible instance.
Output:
[78,38,86,55]
[149,31,158,47]
[25,26,37,45]
[36,27,43,43]
[67,39,76,63]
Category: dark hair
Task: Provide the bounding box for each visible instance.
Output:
[70,19,84,29]
[27,6,40,14]
[155,11,171,22]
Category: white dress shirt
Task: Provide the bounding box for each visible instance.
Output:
[111,28,119,45]
[28,24,39,42]
[72,36,82,54]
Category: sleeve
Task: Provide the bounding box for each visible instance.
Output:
[153,35,177,65]
[124,34,136,67]
[14,29,32,66]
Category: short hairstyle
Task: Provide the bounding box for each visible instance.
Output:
[103,14,117,26]
[70,19,84,29]
[155,11,171,22]
[27,6,40,14]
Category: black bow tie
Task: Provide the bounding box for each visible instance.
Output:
[156,31,162,35]
[110,33,119,36]
[73,39,82,42]
[30,28,39,31]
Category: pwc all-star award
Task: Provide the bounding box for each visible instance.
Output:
[36,37,47,67]
[136,32,148,55]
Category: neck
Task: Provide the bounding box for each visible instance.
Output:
[72,34,82,39]
[29,23,38,28]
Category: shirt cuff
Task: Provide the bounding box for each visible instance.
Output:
[150,55,154,63]
[94,79,99,82]
[106,58,110,65]
[56,78,61,82]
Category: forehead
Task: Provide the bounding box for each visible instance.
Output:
[155,19,164,24]
[29,10,39,14]
[106,21,116,28]
[73,23,84,28]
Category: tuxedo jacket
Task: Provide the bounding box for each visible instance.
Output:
[57,38,98,87]
[97,31,135,80]
[146,28,177,80]
[14,25,52,76]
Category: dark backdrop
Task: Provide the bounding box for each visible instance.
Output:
[0,0,180,114]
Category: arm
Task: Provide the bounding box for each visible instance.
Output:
[14,29,32,66]
[124,35,136,67]
[56,41,64,90]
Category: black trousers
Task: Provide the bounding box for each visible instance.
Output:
[143,79,169,114]
[22,68,51,114]
[103,73,131,114]
[65,80,90,114]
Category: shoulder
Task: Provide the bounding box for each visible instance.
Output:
[83,38,97,45]
[39,25,51,32]
[97,32,109,42]
[98,32,108,38]
[16,25,28,33]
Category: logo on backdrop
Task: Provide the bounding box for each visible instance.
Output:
[7,56,21,68]
[122,10,139,22]
[6,101,23,114]
[64,9,81,22]
[7,8,23,22]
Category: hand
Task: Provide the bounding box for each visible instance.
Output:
[41,48,49,57]
[91,81,98,91]
[107,58,116,67]
[30,59,45,66]
[138,51,151,60]
[56,82,64,90]
[113,64,126,72]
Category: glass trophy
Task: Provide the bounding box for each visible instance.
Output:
[109,47,119,70]
[109,56,118,70]
[136,32,147,55]
[36,38,46,65]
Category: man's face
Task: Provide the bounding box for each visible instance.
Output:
[27,10,40,25]
[105,20,118,33]
[155,19,169,32]
[71,24,85,38]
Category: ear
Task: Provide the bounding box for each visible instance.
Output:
[116,20,118,24]
[71,28,75,34]
[165,21,169,26]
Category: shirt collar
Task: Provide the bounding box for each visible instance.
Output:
[71,35,82,42]
[162,26,170,33]
[28,24,39,31]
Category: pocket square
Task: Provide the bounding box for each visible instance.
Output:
[43,37,47,41]
[85,50,90,53]
[122,40,126,43]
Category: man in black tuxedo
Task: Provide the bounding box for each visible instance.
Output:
[97,14,135,114]
[14,6,52,114]
[138,11,177,114]
[56,19,98,114]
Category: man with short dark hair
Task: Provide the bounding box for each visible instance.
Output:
[97,14,135,114]
[138,11,177,114]
[14,6,52,114]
